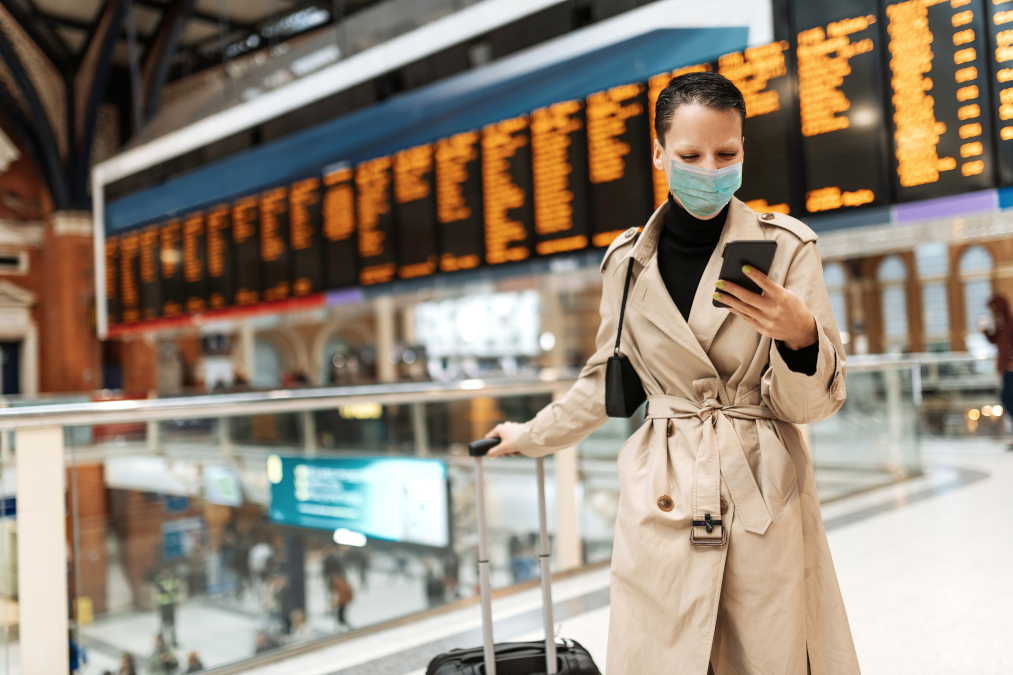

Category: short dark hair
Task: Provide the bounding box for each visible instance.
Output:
[654,71,746,146]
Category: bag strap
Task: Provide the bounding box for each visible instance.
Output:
[613,242,638,357]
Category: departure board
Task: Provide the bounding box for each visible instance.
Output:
[105,236,120,326]
[720,42,795,214]
[586,83,654,246]
[793,2,891,213]
[434,131,484,271]
[206,204,234,310]
[648,63,713,208]
[481,116,534,264]
[530,100,591,255]
[159,219,184,317]
[119,231,141,323]
[290,177,324,296]
[322,166,359,289]
[182,211,207,314]
[884,0,994,201]
[986,0,1013,184]
[138,224,161,320]
[356,156,398,284]
[232,195,261,306]
[394,144,440,279]
[260,186,291,301]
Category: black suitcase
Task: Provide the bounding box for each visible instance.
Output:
[425,438,601,675]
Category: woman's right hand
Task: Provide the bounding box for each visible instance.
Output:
[485,422,524,458]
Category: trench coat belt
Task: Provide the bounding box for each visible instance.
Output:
[646,394,775,540]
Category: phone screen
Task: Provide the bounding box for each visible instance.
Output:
[713,240,778,308]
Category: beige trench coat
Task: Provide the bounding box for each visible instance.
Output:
[513,197,860,675]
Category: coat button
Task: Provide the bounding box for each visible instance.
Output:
[657,495,674,512]
[760,212,775,220]
[720,499,728,515]
[666,419,674,437]
[624,227,637,238]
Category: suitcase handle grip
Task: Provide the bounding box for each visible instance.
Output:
[468,437,501,457]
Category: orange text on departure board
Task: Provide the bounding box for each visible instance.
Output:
[206,204,229,278]
[995,4,1013,141]
[182,212,204,283]
[648,64,712,207]
[105,238,117,300]
[531,100,582,242]
[323,167,355,242]
[232,196,258,243]
[718,41,789,118]
[119,233,140,321]
[587,83,645,184]
[797,16,876,137]
[394,144,433,204]
[139,226,159,283]
[888,1,948,186]
[435,131,479,224]
[260,187,288,262]
[481,116,531,265]
[159,221,181,279]
[290,177,320,250]
[355,156,392,258]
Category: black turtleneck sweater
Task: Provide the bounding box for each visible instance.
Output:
[657,194,818,375]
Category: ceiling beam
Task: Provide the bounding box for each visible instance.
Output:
[0,27,69,207]
[0,0,74,69]
[144,0,195,120]
[132,0,257,31]
[37,9,155,44]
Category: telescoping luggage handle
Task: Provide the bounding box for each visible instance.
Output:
[468,438,557,675]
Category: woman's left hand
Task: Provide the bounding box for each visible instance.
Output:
[713,266,818,350]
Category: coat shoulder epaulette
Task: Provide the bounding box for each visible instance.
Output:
[599,227,640,272]
[756,211,818,244]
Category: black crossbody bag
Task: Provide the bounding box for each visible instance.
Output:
[605,255,646,417]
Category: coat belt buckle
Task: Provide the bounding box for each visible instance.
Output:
[690,514,727,546]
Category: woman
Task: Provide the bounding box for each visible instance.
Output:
[984,294,1013,447]
[486,72,859,674]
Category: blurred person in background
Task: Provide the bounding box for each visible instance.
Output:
[329,565,354,630]
[254,630,279,655]
[118,653,138,675]
[248,539,273,599]
[985,294,1013,447]
[154,567,181,647]
[268,570,293,635]
[147,635,178,675]
[184,652,203,673]
[486,72,857,674]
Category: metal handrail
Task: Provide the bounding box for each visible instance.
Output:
[0,352,995,430]
[0,373,579,430]
[845,351,991,371]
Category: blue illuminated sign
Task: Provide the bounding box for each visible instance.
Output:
[266,455,449,548]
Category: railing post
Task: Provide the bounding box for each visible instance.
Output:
[551,392,581,571]
[302,410,317,457]
[16,426,70,675]
[412,402,428,456]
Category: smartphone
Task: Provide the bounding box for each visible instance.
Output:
[713,240,778,308]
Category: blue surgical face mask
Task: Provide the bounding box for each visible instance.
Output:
[667,159,742,218]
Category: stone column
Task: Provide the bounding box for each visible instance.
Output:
[16,426,70,675]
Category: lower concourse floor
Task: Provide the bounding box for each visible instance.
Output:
[216,439,1013,675]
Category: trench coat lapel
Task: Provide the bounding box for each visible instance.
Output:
[686,198,766,353]
[621,201,717,371]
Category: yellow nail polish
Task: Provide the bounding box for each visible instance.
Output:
[742,265,752,274]
[715,281,725,289]
[713,292,722,300]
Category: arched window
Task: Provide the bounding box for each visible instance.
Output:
[822,262,849,346]
[320,337,351,384]
[878,255,909,353]
[959,245,995,356]
[253,338,282,388]
[915,242,950,351]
